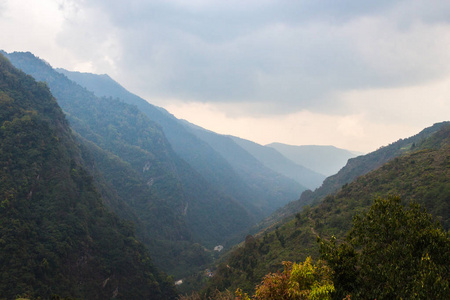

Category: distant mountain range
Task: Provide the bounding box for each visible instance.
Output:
[267,143,361,176]
[230,136,326,189]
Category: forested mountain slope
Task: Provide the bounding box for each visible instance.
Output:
[3,51,254,279]
[56,68,305,216]
[301,121,449,205]
[265,121,450,225]
[0,53,176,299]
[204,123,450,295]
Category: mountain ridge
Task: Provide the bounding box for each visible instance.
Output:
[179,120,306,212]
[230,136,325,190]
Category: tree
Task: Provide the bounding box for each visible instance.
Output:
[244,257,334,300]
[319,196,450,299]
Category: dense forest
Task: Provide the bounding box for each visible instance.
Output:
[0,53,176,298]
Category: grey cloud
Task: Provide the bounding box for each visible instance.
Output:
[80,0,398,42]
[60,0,450,115]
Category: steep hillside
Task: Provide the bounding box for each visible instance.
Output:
[4,51,254,278]
[56,68,305,216]
[230,136,325,190]
[204,124,450,295]
[263,121,450,226]
[0,53,176,299]
[301,122,449,205]
[267,144,360,176]
[182,122,305,213]
[75,137,217,278]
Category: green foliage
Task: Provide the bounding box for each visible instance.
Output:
[289,258,334,300]
[250,258,334,300]
[319,196,450,299]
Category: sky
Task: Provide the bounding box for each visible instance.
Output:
[1,0,450,153]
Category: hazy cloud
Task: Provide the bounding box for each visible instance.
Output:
[51,0,450,116]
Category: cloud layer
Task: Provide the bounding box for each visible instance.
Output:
[51,1,450,112]
[1,0,450,151]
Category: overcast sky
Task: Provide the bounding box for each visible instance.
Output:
[1,0,450,152]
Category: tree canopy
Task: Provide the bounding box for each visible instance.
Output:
[319,196,450,299]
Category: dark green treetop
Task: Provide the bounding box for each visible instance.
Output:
[320,196,450,299]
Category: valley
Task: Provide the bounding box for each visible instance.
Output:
[0,50,448,299]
